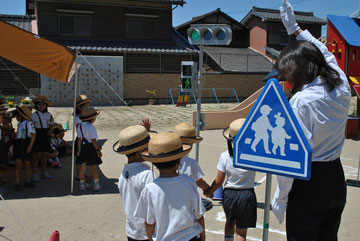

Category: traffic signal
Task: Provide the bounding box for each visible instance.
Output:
[181,61,197,92]
[187,24,232,45]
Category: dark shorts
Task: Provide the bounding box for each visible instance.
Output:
[222,188,257,228]
[79,142,102,166]
[13,138,32,161]
[127,237,149,241]
[0,141,9,165]
[33,128,51,153]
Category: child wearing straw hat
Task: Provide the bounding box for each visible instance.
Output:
[0,105,9,186]
[113,125,156,241]
[173,122,210,191]
[76,107,102,191]
[31,95,54,181]
[135,132,205,241]
[13,106,36,191]
[204,119,257,241]
[75,95,91,182]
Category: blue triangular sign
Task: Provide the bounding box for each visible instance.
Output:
[233,79,312,180]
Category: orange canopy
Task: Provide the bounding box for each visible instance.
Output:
[0,20,75,83]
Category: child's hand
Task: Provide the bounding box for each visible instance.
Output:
[203,188,213,199]
[140,118,151,132]
[97,151,102,158]
[26,146,31,153]
[76,151,80,157]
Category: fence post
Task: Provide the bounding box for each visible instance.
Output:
[213,88,220,105]
[233,88,240,103]
[168,88,175,106]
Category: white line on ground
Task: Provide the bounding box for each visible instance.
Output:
[343,165,359,178]
[201,142,227,148]
[216,211,286,236]
[255,224,286,236]
[205,229,262,241]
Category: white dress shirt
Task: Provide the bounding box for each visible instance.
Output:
[272,30,351,223]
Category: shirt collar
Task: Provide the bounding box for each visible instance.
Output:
[300,76,324,91]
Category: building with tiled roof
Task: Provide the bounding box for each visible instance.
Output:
[176,8,273,74]
[241,7,326,59]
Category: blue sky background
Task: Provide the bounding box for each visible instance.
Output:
[1,0,359,32]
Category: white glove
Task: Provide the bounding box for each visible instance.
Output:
[279,0,300,35]
[271,176,293,224]
[271,196,287,224]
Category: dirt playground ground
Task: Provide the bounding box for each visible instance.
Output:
[1,103,360,241]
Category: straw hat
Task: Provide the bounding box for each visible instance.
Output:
[223,118,246,140]
[49,123,63,136]
[113,125,157,155]
[0,105,7,114]
[79,107,100,121]
[141,132,192,163]
[33,95,51,106]
[76,95,91,107]
[16,106,32,121]
[173,122,202,144]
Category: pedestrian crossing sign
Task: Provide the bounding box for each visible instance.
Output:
[233,79,312,180]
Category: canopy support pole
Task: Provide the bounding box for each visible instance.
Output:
[71,53,78,193]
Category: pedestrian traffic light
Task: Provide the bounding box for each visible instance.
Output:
[181,61,197,92]
[187,24,232,45]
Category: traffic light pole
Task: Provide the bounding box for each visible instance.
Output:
[195,44,204,163]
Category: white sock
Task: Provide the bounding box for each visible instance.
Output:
[224,236,234,241]
[80,180,85,184]
[94,179,99,184]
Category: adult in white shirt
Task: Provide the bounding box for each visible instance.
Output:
[271,1,351,241]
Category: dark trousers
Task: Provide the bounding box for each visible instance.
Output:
[286,158,346,241]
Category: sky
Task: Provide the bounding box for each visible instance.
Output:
[0,0,359,29]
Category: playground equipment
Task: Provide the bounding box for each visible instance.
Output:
[327,15,360,86]
[168,87,240,107]
[192,81,287,130]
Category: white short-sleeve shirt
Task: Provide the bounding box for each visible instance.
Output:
[134,174,205,241]
[178,155,204,182]
[118,162,155,240]
[75,115,81,128]
[31,111,54,129]
[77,122,98,143]
[217,151,255,189]
[16,120,36,139]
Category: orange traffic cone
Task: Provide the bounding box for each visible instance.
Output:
[48,231,60,241]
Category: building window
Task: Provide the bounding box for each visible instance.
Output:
[59,15,92,36]
[268,32,292,46]
[353,49,356,61]
[126,18,155,39]
[280,34,290,45]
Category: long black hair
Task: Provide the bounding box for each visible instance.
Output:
[276,40,341,96]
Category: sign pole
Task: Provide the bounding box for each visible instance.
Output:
[70,53,78,193]
[195,44,204,163]
[262,174,272,241]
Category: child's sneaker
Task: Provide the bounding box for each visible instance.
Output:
[41,171,52,179]
[32,173,40,182]
[93,182,102,192]
[15,181,23,191]
[24,180,35,187]
[79,183,86,191]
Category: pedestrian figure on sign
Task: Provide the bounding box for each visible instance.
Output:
[185,78,191,89]
[251,105,274,154]
[271,113,291,156]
